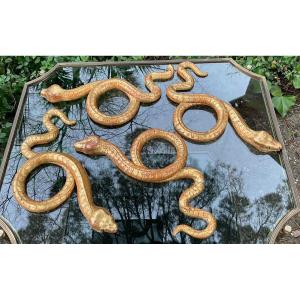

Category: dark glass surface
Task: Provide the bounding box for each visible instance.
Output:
[0,62,294,243]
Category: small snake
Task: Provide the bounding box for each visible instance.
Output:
[167,61,282,152]
[40,66,174,126]
[13,109,118,233]
[74,129,217,240]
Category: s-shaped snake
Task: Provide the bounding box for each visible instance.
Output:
[40,66,174,126]
[167,61,282,152]
[13,109,118,233]
[74,130,216,239]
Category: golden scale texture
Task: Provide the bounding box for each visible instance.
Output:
[12,61,282,241]
[168,62,283,152]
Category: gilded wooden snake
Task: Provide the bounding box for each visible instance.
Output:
[13,109,118,233]
[74,130,216,239]
[167,61,282,152]
[40,66,174,126]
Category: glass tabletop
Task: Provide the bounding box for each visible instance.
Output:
[0,61,294,243]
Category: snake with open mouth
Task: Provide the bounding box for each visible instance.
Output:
[13,109,118,233]
[167,61,282,152]
[74,129,217,240]
[40,65,174,127]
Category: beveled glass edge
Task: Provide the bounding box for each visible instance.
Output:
[0,58,298,244]
[0,215,22,244]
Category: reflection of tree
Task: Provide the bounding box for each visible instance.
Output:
[18,213,64,243]
[205,162,291,244]
[16,153,292,244]
[90,128,184,243]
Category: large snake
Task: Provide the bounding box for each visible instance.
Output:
[167,61,282,152]
[74,129,217,240]
[12,109,118,233]
[40,66,174,126]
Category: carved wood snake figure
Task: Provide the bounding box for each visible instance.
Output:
[74,130,216,239]
[13,109,118,234]
[167,61,282,152]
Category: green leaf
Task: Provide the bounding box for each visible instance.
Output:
[5,58,12,63]
[270,85,282,97]
[272,95,296,117]
[296,64,300,72]
[292,75,300,89]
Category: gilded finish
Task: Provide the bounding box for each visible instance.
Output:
[1,59,297,244]
[40,66,174,126]
[12,109,118,233]
[74,129,217,240]
[168,61,282,153]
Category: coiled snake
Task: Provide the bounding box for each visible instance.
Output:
[40,66,174,126]
[74,130,216,239]
[168,61,282,152]
[13,109,118,233]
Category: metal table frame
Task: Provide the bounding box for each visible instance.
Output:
[0,58,298,243]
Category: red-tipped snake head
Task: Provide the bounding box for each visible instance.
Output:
[41,84,64,103]
[74,136,103,155]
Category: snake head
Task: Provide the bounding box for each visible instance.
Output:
[90,208,118,233]
[74,136,102,155]
[41,84,64,102]
[253,131,282,152]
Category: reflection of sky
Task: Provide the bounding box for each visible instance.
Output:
[0,62,293,243]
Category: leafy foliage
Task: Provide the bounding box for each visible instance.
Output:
[234,56,300,116]
[293,75,300,89]
[272,96,296,117]
[268,84,296,117]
